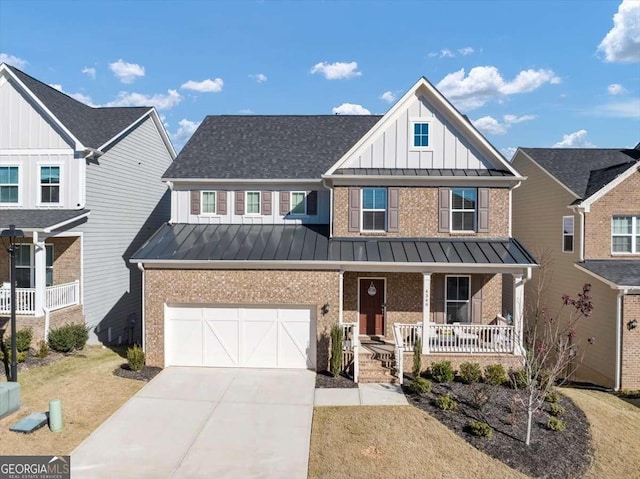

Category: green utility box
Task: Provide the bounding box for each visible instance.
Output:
[0,382,21,419]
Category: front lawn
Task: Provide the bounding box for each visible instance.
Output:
[0,345,144,456]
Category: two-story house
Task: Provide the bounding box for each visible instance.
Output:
[513,147,640,390]
[0,63,175,346]
[132,77,536,381]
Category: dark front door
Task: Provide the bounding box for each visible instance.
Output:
[359,279,385,336]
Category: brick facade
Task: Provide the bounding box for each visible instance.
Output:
[621,294,640,390]
[0,305,85,346]
[403,353,523,373]
[333,186,510,238]
[585,171,640,260]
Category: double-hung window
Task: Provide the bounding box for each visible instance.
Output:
[612,216,640,253]
[413,122,430,147]
[40,166,60,204]
[291,191,306,215]
[446,275,470,324]
[246,191,261,214]
[0,166,19,203]
[562,216,574,253]
[15,244,54,288]
[201,191,216,214]
[362,188,387,231]
[451,188,476,232]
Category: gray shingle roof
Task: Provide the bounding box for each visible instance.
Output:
[7,65,151,149]
[162,115,382,180]
[578,260,640,287]
[132,223,537,266]
[521,147,640,199]
[0,209,90,230]
[334,168,513,177]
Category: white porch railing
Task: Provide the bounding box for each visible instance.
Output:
[0,280,79,315]
[45,280,80,311]
[427,323,515,354]
[393,323,423,385]
[341,322,359,383]
[0,287,36,315]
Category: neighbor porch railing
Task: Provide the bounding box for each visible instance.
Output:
[45,280,80,312]
[427,323,515,354]
[0,287,36,315]
[341,322,359,383]
[0,280,80,315]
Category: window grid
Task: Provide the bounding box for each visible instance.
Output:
[201,191,216,214]
[291,191,306,215]
[0,166,19,203]
[445,275,471,324]
[562,216,574,253]
[246,191,261,215]
[612,216,640,253]
[362,188,387,232]
[14,244,54,288]
[40,166,60,204]
[413,122,430,148]
[451,188,477,232]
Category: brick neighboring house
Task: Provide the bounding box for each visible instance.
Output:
[0,63,175,346]
[512,146,640,390]
[132,77,537,381]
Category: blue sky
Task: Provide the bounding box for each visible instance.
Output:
[1,0,639,155]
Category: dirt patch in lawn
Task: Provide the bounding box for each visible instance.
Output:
[405,381,592,479]
[309,405,527,479]
[315,371,357,389]
[0,346,144,456]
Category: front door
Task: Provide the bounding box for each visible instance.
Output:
[359,278,385,336]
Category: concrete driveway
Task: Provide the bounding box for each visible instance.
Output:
[71,367,316,479]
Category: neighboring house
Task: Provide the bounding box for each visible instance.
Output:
[132,77,537,382]
[512,146,640,390]
[0,63,175,346]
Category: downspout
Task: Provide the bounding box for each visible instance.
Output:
[509,181,522,237]
[615,289,626,391]
[322,178,333,238]
[137,262,146,352]
[166,181,175,224]
[578,209,585,262]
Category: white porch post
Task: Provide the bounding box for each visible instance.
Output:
[422,272,431,354]
[33,233,46,317]
[513,273,525,354]
[338,270,344,324]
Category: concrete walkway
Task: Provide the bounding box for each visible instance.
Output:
[314,383,408,406]
[72,367,315,479]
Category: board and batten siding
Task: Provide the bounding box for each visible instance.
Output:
[512,151,618,387]
[78,117,172,344]
[340,94,493,170]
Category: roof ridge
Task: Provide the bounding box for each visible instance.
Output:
[206,114,384,118]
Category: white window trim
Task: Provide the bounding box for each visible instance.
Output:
[200,190,217,215]
[562,216,574,253]
[445,274,471,324]
[360,187,387,233]
[0,164,22,206]
[245,191,261,215]
[290,191,307,216]
[409,118,432,151]
[14,243,54,288]
[450,188,477,233]
[37,164,63,207]
[611,215,640,255]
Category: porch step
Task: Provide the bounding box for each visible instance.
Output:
[357,351,398,384]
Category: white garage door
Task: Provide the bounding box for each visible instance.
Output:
[164,305,315,369]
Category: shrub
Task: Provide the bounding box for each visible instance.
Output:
[329,324,343,378]
[16,328,33,352]
[35,340,49,359]
[459,362,482,384]
[470,384,492,411]
[69,323,89,350]
[0,350,28,363]
[545,390,560,403]
[127,344,145,372]
[548,403,566,417]
[469,420,493,438]
[412,337,422,378]
[48,324,87,352]
[435,393,458,411]
[408,377,432,394]
[618,389,640,399]
[509,368,528,389]
[484,364,507,386]
[547,417,566,432]
[431,360,455,383]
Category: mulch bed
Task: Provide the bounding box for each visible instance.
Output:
[113,364,162,382]
[0,349,68,377]
[404,380,592,479]
[315,371,358,389]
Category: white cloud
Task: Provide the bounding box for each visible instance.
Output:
[332,103,371,115]
[503,114,537,124]
[440,49,455,58]
[109,59,145,84]
[170,118,201,147]
[238,108,254,114]
[250,73,267,83]
[105,89,181,110]
[553,130,596,148]
[607,83,628,95]
[597,0,640,63]
[436,66,561,110]
[69,92,96,106]
[180,78,224,93]
[500,147,518,160]
[458,47,475,56]
[82,67,96,79]
[472,114,537,136]
[379,91,396,103]
[428,52,439,58]
[0,53,27,68]
[310,61,361,80]
[48,83,63,91]
[587,98,640,118]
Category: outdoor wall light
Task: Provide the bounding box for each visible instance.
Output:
[628,319,638,331]
[321,303,330,315]
[367,281,377,296]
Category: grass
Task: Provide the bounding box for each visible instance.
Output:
[309,389,640,479]
[0,345,143,456]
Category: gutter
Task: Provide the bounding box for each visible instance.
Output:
[615,289,627,391]
[321,178,333,238]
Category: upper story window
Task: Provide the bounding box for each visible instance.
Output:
[413,122,430,148]
[201,191,216,214]
[562,216,574,253]
[40,166,60,204]
[291,191,306,215]
[0,166,19,203]
[362,188,387,231]
[612,216,640,253]
[246,191,261,215]
[451,188,476,232]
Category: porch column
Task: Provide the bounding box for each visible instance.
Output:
[33,236,47,317]
[513,273,525,353]
[338,270,344,324]
[422,272,431,354]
